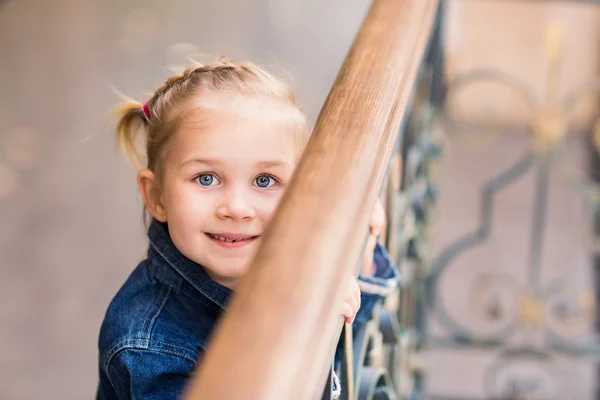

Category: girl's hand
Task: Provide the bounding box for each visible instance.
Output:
[342,275,361,323]
[360,199,386,276]
[342,199,385,323]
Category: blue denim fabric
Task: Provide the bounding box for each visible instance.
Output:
[96,220,232,400]
[97,220,398,399]
[354,240,400,324]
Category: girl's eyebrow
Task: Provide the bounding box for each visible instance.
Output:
[180,158,222,168]
[179,158,291,169]
[256,160,291,169]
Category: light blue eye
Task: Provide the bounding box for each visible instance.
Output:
[255,175,274,188]
[197,174,217,186]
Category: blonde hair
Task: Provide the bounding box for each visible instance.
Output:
[113,57,309,181]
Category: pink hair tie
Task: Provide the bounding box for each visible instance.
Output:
[142,101,151,121]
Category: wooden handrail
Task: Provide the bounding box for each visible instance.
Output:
[184,0,439,398]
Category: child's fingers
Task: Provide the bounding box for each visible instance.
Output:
[341,277,361,323]
[343,278,361,318]
[361,200,385,277]
[369,199,386,237]
[343,302,355,323]
[342,302,353,318]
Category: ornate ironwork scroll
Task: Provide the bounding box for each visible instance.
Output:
[426,16,600,400]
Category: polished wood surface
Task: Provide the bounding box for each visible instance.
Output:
[183,0,439,398]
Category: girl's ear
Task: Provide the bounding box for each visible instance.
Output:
[137,169,167,222]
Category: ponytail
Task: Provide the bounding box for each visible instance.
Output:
[112,97,147,168]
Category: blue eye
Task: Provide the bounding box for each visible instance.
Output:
[254,174,275,188]
[196,174,218,186]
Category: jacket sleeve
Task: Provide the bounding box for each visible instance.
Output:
[354,240,400,324]
[106,348,196,400]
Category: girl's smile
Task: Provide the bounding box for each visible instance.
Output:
[205,232,261,248]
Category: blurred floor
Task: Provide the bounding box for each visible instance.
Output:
[0,0,598,399]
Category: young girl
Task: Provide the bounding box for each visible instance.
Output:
[97,58,397,399]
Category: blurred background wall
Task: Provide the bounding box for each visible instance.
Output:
[1,0,599,399]
[0,1,372,397]
[445,0,600,128]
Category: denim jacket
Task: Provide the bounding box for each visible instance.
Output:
[96,219,399,399]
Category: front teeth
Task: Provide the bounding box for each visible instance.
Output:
[209,233,238,243]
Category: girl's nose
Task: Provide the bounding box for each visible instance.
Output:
[215,188,256,221]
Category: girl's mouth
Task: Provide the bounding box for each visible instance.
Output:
[205,233,260,248]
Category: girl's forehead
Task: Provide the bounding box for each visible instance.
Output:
[169,105,298,167]
[179,94,302,132]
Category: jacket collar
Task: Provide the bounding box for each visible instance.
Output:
[147,219,232,308]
